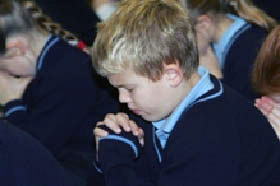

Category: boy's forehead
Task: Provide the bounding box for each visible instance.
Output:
[108,70,141,86]
[108,71,131,86]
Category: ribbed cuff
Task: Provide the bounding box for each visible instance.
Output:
[4,99,26,117]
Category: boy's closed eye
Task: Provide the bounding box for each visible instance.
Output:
[126,88,134,93]
[116,85,135,92]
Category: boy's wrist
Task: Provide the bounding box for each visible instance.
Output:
[3,99,26,117]
[97,125,142,172]
[98,137,141,173]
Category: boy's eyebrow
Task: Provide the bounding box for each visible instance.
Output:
[113,84,135,89]
[110,83,125,88]
[108,77,135,88]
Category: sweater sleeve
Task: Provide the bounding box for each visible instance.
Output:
[3,99,27,124]
[97,115,239,186]
[5,76,95,154]
[97,125,154,186]
[97,132,239,186]
[0,120,80,186]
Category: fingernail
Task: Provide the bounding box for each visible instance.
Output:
[125,127,131,131]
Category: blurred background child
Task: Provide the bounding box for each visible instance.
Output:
[180,0,276,101]
[0,0,119,185]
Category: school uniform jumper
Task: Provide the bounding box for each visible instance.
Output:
[92,68,280,186]
[213,15,267,101]
[3,36,119,180]
[0,120,80,186]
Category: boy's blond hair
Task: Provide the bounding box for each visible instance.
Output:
[92,0,198,80]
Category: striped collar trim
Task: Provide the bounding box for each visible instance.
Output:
[212,14,250,69]
[152,67,223,134]
[36,35,60,71]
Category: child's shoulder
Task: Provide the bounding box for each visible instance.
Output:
[40,37,93,80]
[51,37,90,61]
[228,23,267,56]
[172,77,276,148]
[182,77,265,129]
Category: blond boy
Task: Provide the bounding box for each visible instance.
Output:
[91,0,280,185]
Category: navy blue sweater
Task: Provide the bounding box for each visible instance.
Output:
[3,36,119,180]
[0,120,80,186]
[92,76,280,186]
[222,24,267,101]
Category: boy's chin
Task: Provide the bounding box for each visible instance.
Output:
[140,113,165,122]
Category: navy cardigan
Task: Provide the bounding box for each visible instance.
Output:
[92,76,280,186]
[3,36,119,179]
[222,24,267,101]
[0,120,80,186]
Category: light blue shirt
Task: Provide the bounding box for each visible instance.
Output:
[212,14,250,69]
[152,67,214,149]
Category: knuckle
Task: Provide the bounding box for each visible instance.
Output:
[117,112,129,119]
[105,113,115,119]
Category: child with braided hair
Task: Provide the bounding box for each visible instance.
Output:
[0,0,119,184]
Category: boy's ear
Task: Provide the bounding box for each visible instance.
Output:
[195,14,212,38]
[163,62,184,88]
[5,36,29,56]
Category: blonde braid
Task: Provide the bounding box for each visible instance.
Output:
[23,0,80,46]
[228,0,277,31]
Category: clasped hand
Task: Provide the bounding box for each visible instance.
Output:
[94,112,144,152]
